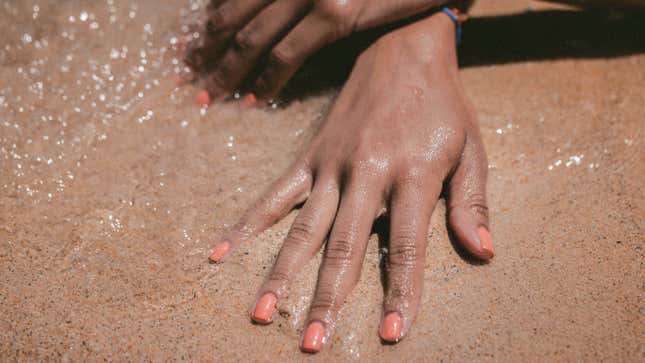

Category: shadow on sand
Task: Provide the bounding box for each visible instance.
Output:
[282,9,645,101]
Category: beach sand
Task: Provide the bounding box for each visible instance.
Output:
[1,0,643,361]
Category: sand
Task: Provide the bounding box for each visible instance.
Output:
[1,0,643,361]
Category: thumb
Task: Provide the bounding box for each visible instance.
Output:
[446,132,494,260]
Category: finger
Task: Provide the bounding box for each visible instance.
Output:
[206,0,227,12]
[252,178,339,324]
[204,0,309,100]
[252,12,337,103]
[381,176,438,342]
[209,165,312,262]
[447,133,493,260]
[187,0,273,72]
[301,174,383,353]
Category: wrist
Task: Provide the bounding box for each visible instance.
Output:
[376,11,458,72]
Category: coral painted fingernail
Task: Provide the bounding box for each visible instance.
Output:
[252,293,277,324]
[242,93,257,108]
[209,242,230,262]
[380,312,402,342]
[195,89,211,107]
[301,321,325,353]
[478,227,495,257]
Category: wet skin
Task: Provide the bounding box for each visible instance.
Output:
[185,0,452,104]
[208,13,494,352]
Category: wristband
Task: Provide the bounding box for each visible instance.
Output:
[441,7,464,45]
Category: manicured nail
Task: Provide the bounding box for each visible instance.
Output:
[301,321,325,353]
[209,242,230,262]
[380,312,402,342]
[252,293,277,324]
[478,227,495,257]
[242,93,257,108]
[195,89,211,107]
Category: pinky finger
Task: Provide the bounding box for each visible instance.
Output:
[210,165,313,262]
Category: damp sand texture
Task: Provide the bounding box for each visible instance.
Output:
[1,0,644,361]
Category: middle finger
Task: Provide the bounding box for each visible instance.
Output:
[300,172,384,352]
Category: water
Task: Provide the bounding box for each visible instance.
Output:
[1,1,643,361]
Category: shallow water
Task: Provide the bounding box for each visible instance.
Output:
[1,0,643,361]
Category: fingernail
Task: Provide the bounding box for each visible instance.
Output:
[195,89,211,107]
[252,293,277,324]
[380,312,402,342]
[478,227,495,257]
[301,321,325,353]
[209,242,230,262]
[242,93,257,108]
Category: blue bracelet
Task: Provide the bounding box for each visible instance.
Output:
[441,6,462,46]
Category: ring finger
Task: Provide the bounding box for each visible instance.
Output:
[300,173,384,352]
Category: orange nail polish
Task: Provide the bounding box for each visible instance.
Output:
[380,312,402,342]
[242,93,257,108]
[195,89,211,107]
[301,321,325,353]
[478,227,495,257]
[209,242,230,262]
[252,293,277,324]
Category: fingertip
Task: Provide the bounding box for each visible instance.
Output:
[477,226,495,259]
[209,242,230,262]
[242,93,257,108]
[195,89,211,107]
[252,292,277,324]
[380,312,402,342]
[300,321,326,353]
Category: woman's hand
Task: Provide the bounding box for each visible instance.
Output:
[208,13,493,352]
[186,0,450,104]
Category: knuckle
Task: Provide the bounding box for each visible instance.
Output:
[325,234,355,266]
[469,199,489,220]
[449,193,489,222]
[206,8,228,33]
[248,198,279,226]
[397,165,428,189]
[234,29,257,53]
[388,286,407,300]
[228,220,252,241]
[348,154,388,180]
[269,46,299,70]
[310,288,336,312]
[268,268,291,285]
[388,237,419,267]
[285,219,314,246]
[314,0,356,38]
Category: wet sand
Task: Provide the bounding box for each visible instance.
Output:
[1,0,643,361]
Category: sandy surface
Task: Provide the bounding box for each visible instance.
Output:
[1,0,643,361]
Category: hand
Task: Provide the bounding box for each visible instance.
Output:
[186,0,449,104]
[208,13,494,352]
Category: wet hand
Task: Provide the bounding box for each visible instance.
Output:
[208,13,493,352]
[186,0,448,105]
